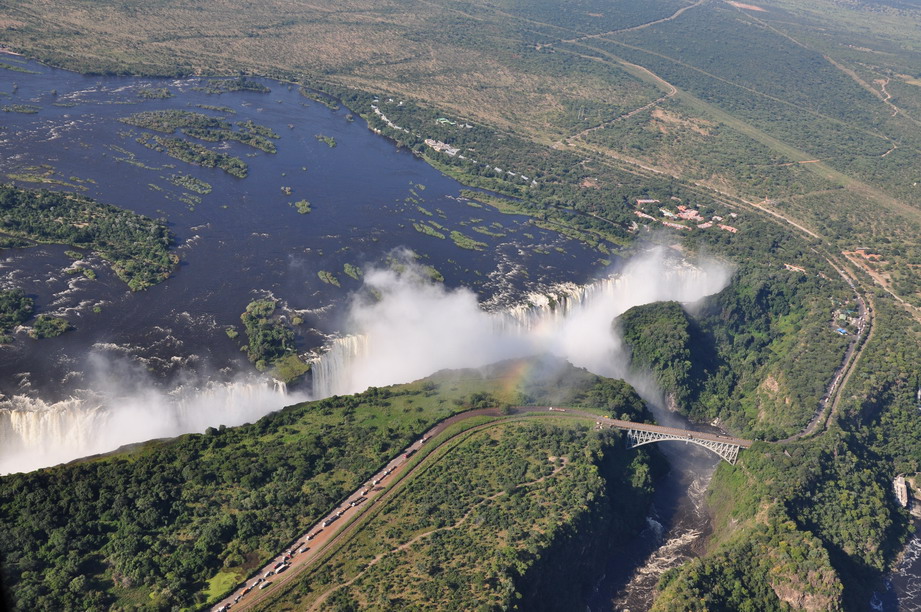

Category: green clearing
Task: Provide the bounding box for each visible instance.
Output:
[204,571,242,602]
[271,353,310,385]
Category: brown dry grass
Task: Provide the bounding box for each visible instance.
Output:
[0,0,652,135]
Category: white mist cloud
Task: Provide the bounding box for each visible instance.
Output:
[0,246,731,475]
[317,246,733,396]
[340,268,530,391]
[0,354,308,474]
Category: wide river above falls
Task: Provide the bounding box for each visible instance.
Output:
[0,56,609,401]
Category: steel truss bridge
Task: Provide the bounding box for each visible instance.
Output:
[533,407,754,464]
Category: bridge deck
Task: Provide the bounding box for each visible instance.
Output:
[525,407,753,448]
[606,418,753,448]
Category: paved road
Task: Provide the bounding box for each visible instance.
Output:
[209,406,748,611]
[210,407,504,612]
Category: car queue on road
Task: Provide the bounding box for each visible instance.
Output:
[211,435,431,611]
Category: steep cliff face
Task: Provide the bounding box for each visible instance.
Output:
[516,444,663,611]
[617,300,706,410]
[651,519,844,612]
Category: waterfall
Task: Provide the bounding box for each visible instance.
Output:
[309,257,726,399]
[0,378,297,475]
[309,335,371,398]
[2,247,730,475]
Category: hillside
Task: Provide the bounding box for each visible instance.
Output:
[0,357,656,610]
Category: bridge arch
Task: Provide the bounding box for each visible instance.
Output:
[625,428,742,464]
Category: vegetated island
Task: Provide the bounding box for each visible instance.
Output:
[239,298,310,383]
[314,134,336,148]
[28,314,72,339]
[2,104,40,114]
[0,288,34,343]
[137,133,249,178]
[0,184,177,291]
[0,357,659,611]
[120,110,280,154]
[137,87,172,99]
[194,76,270,95]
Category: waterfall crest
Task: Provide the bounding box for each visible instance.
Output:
[310,256,727,398]
[0,379,296,474]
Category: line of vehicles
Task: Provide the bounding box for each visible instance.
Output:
[213,435,432,611]
[216,543,315,611]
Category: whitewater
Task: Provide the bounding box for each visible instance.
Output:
[0,247,731,474]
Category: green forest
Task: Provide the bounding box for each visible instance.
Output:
[0,361,653,611]
[237,299,310,383]
[0,288,34,342]
[0,184,176,290]
[260,420,659,611]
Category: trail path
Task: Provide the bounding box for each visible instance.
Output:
[781,254,872,441]
[307,454,570,611]
[561,0,707,44]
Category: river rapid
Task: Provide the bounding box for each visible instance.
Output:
[594,411,720,612]
[876,518,921,612]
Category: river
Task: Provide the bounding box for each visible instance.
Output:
[876,518,921,612]
[0,55,614,472]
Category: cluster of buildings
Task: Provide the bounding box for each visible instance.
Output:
[632,198,739,233]
[423,138,460,157]
[369,100,536,185]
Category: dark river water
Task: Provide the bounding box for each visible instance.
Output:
[589,393,721,612]
[0,55,608,400]
[876,518,921,612]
